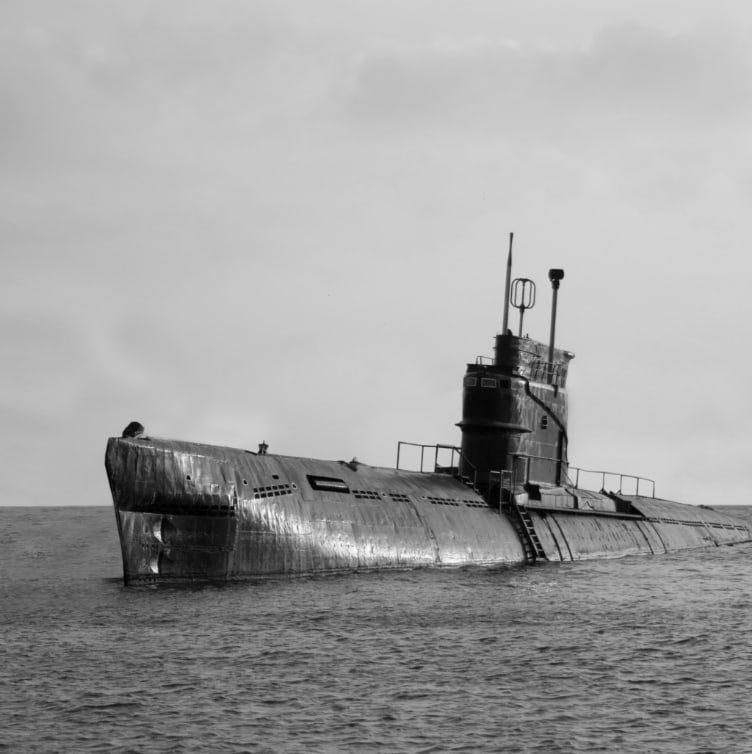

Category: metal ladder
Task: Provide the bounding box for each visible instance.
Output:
[514,505,547,562]
[496,468,547,563]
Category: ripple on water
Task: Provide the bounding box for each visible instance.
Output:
[2,509,752,752]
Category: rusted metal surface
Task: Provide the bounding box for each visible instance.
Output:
[520,493,750,562]
[106,432,751,582]
[106,437,527,583]
[629,497,750,549]
[458,336,573,491]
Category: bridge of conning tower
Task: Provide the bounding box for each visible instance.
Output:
[457,249,575,498]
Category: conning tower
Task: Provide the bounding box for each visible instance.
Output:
[458,236,574,498]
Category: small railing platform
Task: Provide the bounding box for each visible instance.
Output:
[568,466,655,499]
[471,356,567,387]
[395,442,478,490]
[394,447,656,501]
[503,453,656,498]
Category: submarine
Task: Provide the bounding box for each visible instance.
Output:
[105,237,751,583]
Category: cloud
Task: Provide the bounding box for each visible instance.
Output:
[3,2,752,507]
[580,24,752,119]
[0,1,312,178]
[342,24,752,141]
[0,313,87,421]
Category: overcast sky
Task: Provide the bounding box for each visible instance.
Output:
[3,0,752,507]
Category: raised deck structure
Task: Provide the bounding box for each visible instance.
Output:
[105,239,750,583]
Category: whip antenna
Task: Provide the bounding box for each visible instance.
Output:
[501,233,513,335]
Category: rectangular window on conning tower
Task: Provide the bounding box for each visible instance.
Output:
[480,378,497,388]
[464,376,477,387]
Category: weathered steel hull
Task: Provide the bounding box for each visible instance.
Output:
[106,436,751,584]
[526,501,750,561]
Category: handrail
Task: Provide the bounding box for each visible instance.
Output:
[489,469,513,506]
[509,453,565,488]
[507,454,655,498]
[568,465,655,498]
[529,359,565,386]
[395,446,656,500]
[472,357,567,387]
[395,442,479,491]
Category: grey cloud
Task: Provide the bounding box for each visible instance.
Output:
[0,314,78,374]
[0,2,302,172]
[343,24,752,140]
[577,24,752,119]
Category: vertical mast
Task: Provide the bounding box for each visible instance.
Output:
[547,268,564,382]
[501,232,513,335]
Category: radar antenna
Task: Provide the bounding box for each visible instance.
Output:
[511,278,536,337]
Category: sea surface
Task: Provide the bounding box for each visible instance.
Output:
[2,506,752,754]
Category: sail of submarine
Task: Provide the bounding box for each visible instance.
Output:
[105,235,751,583]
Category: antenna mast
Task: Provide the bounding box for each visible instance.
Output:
[547,268,565,382]
[501,232,513,335]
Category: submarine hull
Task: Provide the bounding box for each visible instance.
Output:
[106,437,527,583]
[106,436,750,584]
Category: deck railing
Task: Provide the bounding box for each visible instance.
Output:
[471,356,566,387]
[395,442,478,490]
[394,446,656,500]
[511,454,656,498]
[475,355,495,365]
[567,466,655,498]
[529,359,565,386]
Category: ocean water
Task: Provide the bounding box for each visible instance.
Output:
[2,507,752,754]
